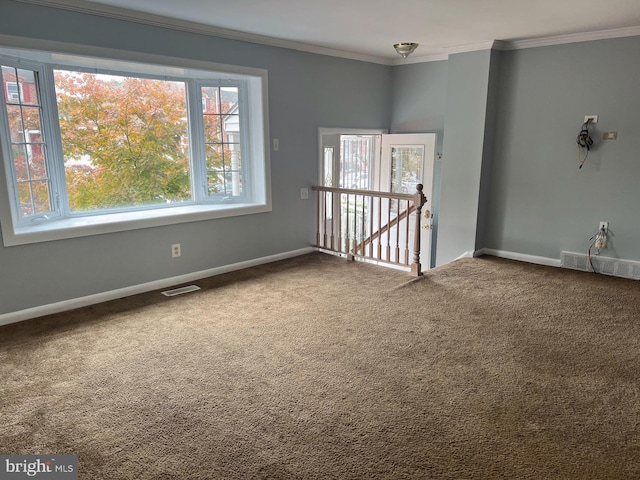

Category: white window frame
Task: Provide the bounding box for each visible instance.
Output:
[0,38,271,247]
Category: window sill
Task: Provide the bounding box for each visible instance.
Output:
[3,202,271,246]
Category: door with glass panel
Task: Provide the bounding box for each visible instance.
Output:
[319,131,435,270]
[379,134,435,270]
[319,131,381,252]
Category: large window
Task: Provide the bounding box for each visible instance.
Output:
[0,46,270,246]
[54,71,192,213]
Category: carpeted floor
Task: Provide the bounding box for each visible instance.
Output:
[1,253,639,479]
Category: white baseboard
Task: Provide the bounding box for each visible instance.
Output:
[475,248,561,267]
[454,250,475,260]
[0,247,316,327]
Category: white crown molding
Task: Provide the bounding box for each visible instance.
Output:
[501,26,640,51]
[11,0,640,65]
[12,0,394,65]
[393,40,504,65]
[395,26,640,63]
[446,40,500,55]
[391,53,449,66]
[404,26,640,63]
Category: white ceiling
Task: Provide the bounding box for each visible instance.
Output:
[24,0,640,63]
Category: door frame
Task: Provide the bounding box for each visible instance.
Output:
[379,133,437,271]
[317,128,436,271]
[317,128,387,186]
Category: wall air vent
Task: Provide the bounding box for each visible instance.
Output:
[560,251,640,280]
[161,285,201,297]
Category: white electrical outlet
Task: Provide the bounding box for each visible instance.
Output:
[584,115,598,124]
[300,188,309,200]
[595,222,608,250]
[171,243,181,258]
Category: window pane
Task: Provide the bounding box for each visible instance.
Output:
[2,64,53,219]
[54,70,192,212]
[12,144,28,181]
[15,179,51,216]
[201,86,220,114]
[229,152,242,172]
[206,171,241,197]
[323,147,334,187]
[206,148,242,197]
[6,105,24,143]
[203,115,221,144]
[228,150,242,196]
[29,145,47,180]
[220,87,238,114]
[207,172,224,195]
[222,114,240,144]
[201,85,243,198]
[205,144,224,170]
[2,66,18,104]
[17,182,33,216]
[390,146,424,194]
[7,83,19,101]
[32,180,51,214]
[339,135,374,190]
[22,106,41,132]
[16,69,38,105]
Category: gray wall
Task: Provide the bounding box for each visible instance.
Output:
[487,36,640,261]
[475,50,501,252]
[436,50,493,266]
[390,60,448,267]
[4,0,640,316]
[390,60,448,151]
[0,0,392,314]
[393,36,640,265]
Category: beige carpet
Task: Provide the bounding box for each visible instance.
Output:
[1,253,639,479]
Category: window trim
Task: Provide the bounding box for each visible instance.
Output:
[0,35,271,247]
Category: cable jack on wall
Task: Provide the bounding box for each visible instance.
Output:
[588,222,608,273]
[576,117,595,169]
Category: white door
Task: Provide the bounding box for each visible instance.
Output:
[318,130,436,271]
[318,131,383,251]
[379,134,436,271]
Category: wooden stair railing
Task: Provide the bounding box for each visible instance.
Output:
[354,204,416,253]
[312,184,428,276]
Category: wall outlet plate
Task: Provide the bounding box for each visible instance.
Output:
[584,115,598,124]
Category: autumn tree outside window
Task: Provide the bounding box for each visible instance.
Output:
[0,47,270,246]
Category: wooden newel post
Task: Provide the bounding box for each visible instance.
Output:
[411,184,427,277]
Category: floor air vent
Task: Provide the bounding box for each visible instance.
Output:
[561,251,640,280]
[161,285,201,297]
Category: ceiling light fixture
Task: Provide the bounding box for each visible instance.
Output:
[394,42,419,58]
